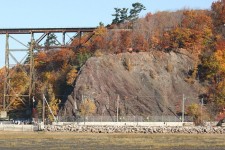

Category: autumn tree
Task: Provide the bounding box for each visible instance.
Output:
[45,84,59,122]
[203,40,225,112]
[91,25,108,52]
[211,0,225,27]
[66,67,78,86]
[79,98,96,122]
[187,103,209,125]
[0,68,4,110]
[119,30,132,52]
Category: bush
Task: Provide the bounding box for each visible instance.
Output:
[166,62,173,72]
[123,57,132,71]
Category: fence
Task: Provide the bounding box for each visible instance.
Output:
[57,115,193,122]
[0,124,34,131]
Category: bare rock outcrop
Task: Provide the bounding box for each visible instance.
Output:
[61,50,205,117]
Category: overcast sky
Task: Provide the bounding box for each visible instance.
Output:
[0,0,215,67]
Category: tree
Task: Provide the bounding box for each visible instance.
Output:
[46,84,59,122]
[187,103,209,125]
[66,67,78,86]
[79,98,96,122]
[119,30,132,52]
[44,33,59,47]
[120,8,129,23]
[112,8,121,24]
[129,2,146,21]
[0,68,4,111]
[111,2,146,25]
[204,42,225,112]
[211,0,225,27]
[76,51,92,68]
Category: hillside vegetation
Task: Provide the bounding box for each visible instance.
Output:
[0,0,224,123]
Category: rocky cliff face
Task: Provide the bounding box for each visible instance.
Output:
[61,49,205,117]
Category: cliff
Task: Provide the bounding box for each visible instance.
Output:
[61,49,205,118]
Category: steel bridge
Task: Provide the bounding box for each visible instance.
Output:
[0,27,96,114]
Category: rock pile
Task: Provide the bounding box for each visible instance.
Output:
[44,125,225,134]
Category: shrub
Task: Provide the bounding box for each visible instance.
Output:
[166,62,173,72]
[123,57,132,71]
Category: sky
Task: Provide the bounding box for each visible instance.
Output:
[0,0,216,68]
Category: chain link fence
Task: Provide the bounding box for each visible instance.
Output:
[57,115,193,122]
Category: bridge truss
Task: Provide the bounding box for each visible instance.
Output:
[0,27,95,113]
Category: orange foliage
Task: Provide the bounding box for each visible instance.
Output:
[132,33,148,51]
[119,31,132,52]
[182,10,213,30]
[90,26,108,51]
[35,51,48,66]
[0,68,4,107]
[216,39,225,50]
[52,48,75,63]
[35,48,75,69]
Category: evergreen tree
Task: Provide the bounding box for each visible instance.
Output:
[44,33,59,47]
[129,2,146,21]
[112,8,121,24]
[120,8,129,23]
[111,2,146,24]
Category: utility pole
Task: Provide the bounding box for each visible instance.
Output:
[201,98,204,123]
[42,94,45,125]
[116,95,120,122]
[182,94,185,122]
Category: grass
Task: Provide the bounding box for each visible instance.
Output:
[0,132,224,149]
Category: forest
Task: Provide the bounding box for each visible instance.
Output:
[0,0,224,123]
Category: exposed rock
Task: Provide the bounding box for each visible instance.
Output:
[61,49,205,117]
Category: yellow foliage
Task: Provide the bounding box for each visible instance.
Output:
[80,98,96,117]
[11,71,29,94]
[11,97,25,110]
[123,57,132,71]
[43,72,56,83]
[94,26,107,36]
[187,103,209,125]
[214,48,225,74]
[47,84,59,122]
[94,49,104,57]
[66,68,78,86]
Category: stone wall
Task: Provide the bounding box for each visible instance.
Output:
[45,124,225,134]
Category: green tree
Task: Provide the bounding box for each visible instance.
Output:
[129,2,146,21]
[76,51,92,68]
[111,2,146,24]
[120,8,129,23]
[112,8,121,24]
[44,33,59,47]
